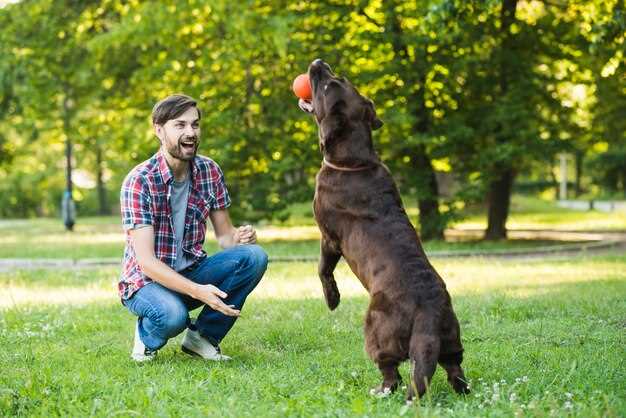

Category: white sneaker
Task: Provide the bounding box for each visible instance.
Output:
[181,328,231,361]
[131,322,157,362]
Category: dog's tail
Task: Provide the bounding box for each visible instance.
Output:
[407,309,440,400]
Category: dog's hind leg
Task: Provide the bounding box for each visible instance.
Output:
[438,306,469,395]
[407,313,440,401]
[318,237,341,310]
[370,358,402,397]
[439,352,469,395]
[364,294,404,396]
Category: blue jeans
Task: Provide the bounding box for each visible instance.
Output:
[123,244,268,351]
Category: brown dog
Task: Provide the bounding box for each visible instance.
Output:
[300,59,469,401]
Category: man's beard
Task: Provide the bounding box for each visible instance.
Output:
[164,133,198,161]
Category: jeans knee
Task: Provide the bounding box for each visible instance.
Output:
[245,244,268,275]
[157,303,188,337]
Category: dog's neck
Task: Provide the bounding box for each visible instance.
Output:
[322,129,379,170]
[322,158,374,171]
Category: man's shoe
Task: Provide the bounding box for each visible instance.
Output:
[182,328,231,361]
[131,322,157,362]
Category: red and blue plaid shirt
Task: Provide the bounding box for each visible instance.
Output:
[118,150,231,300]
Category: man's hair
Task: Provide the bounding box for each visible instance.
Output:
[151,94,202,126]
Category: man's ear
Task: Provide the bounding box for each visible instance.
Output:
[154,123,164,142]
[365,99,383,130]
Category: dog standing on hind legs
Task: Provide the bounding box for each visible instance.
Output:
[299,59,470,401]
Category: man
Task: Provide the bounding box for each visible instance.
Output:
[119,94,268,362]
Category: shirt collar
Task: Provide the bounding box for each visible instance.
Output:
[156,148,199,186]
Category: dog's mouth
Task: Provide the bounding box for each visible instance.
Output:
[298,59,335,114]
[308,58,334,95]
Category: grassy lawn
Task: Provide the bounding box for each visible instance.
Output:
[451,195,626,232]
[1,254,624,417]
[4,194,626,260]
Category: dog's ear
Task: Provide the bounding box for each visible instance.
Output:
[365,99,383,131]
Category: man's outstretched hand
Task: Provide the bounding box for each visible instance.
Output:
[193,284,240,317]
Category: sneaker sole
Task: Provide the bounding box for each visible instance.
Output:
[181,345,202,358]
[181,345,230,361]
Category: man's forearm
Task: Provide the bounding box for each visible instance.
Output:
[138,256,200,298]
[217,227,238,249]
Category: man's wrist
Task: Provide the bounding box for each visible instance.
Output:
[187,282,201,299]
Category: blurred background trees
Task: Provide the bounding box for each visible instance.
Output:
[0,0,623,239]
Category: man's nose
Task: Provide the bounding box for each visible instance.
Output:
[184,124,195,137]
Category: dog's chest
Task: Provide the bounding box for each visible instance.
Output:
[313,173,379,237]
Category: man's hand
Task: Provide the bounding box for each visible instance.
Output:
[192,284,240,317]
[234,224,257,244]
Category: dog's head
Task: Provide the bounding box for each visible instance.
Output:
[303,59,383,152]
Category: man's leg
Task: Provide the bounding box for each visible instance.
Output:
[182,244,268,345]
[123,282,190,351]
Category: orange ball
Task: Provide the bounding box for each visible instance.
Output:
[292,73,312,100]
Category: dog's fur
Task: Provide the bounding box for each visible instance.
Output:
[302,59,469,401]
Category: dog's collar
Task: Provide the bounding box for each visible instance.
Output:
[322,158,375,172]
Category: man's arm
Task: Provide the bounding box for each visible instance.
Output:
[129,225,240,316]
[209,209,256,248]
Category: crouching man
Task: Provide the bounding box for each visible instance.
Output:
[119,94,268,362]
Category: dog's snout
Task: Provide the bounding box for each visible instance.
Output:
[309,59,332,74]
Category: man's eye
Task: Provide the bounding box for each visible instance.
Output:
[192,124,199,129]
[175,124,185,129]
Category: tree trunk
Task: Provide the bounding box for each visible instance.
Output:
[574,151,583,197]
[383,2,444,240]
[484,0,519,240]
[95,143,108,215]
[485,168,516,240]
[414,148,444,240]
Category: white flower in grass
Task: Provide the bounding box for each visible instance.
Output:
[564,401,573,410]
[565,392,573,399]
[509,393,517,402]
[522,376,529,382]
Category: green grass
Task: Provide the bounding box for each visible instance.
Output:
[1,255,625,417]
[0,213,615,260]
[452,195,626,231]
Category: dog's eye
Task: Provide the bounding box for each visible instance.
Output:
[324,83,329,91]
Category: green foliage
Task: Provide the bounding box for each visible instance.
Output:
[0,0,623,234]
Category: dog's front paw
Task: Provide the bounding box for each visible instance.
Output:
[322,278,340,310]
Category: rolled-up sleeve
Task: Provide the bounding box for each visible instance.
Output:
[121,174,153,230]
[209,163,231,210]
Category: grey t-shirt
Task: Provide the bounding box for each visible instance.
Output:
[126,175,196,272]
[170,176,195,272]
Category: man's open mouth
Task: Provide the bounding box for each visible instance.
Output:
[180,140,197,151]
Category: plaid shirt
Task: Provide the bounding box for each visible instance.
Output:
[118,150,231,300]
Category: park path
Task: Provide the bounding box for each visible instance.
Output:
[0,230,624,271]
